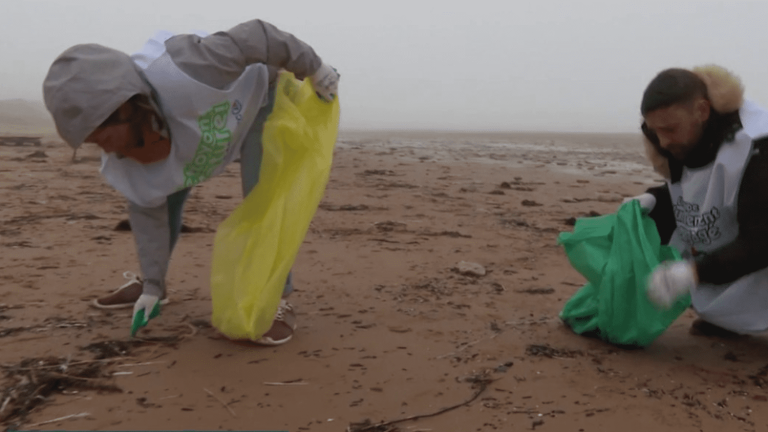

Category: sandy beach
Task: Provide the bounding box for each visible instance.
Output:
[1,125,766,432]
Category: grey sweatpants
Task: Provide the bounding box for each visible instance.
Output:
[128,86,294,298]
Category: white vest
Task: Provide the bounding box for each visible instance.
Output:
[100,31,270,208]
[668,99,768,333]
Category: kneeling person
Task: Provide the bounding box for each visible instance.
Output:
[628,65,768,336]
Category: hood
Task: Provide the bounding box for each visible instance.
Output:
[643,64,745,179]
[42,44,151,149]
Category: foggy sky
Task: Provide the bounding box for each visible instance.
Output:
[1,0,767,132]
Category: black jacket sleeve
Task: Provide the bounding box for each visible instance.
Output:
[646,183,676,245]
[695,137,768,285]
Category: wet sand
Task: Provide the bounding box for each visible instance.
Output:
[1,129,766,432]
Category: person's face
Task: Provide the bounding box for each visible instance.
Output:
[644,98,711,161]
[84,102,140,156]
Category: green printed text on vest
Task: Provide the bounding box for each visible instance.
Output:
[184,101,232,187]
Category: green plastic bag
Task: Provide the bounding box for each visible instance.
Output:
[558,200,691,347]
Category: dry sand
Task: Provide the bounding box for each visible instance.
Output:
[1,126,767,432]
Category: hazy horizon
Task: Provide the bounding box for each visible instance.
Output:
[3,0,768,133]
[0,98,647,136]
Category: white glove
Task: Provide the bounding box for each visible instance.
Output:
[622,193,657,213]
[310,63,340,102]
[131,293,161,336]
[647,260,697,309]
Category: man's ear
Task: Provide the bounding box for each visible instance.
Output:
[694,98,711,123]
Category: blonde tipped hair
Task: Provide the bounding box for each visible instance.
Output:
[692,65,744,114]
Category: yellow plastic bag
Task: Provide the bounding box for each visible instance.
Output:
[210,73,340,340]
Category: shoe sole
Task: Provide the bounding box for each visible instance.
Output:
[215,324,297,347]
[253,335,293,346]
[91,298,170,310]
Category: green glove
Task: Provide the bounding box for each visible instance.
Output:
[131,294,161,337]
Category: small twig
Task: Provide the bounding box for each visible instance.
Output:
[53,322,88,328]
[368,238,401,244]
[262,378,309,386]
[47,372,100,382]
[9,335,50,343]
[0,395,11,415]
[116,361,167,367]
[510,409,537,414]
[159,394,182,400]
[1,358,124,371]
[203,387,236,418]
[27,412,90,427]
[184,323,198,339]
[354,380,492,431]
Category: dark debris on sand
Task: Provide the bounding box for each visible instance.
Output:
[1,333,189,427]
[564,211,602,226]
[0,356,121,426]
[80,336,183,360]
[347,419,402,432]
[526,344,583,359]
[80,340,145,359]
[348,372,493,432]
[516,287,556,295]
[748,363,768,388]
[319,204,373,212]
[357,169,398,177]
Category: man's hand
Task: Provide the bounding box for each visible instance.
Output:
[647,260,697,309]
[621,193,657,213]
[310,63,340,102]
[131,293,161,336]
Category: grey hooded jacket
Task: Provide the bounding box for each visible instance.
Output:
[43,19,323,297]
[44,19,322,149]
